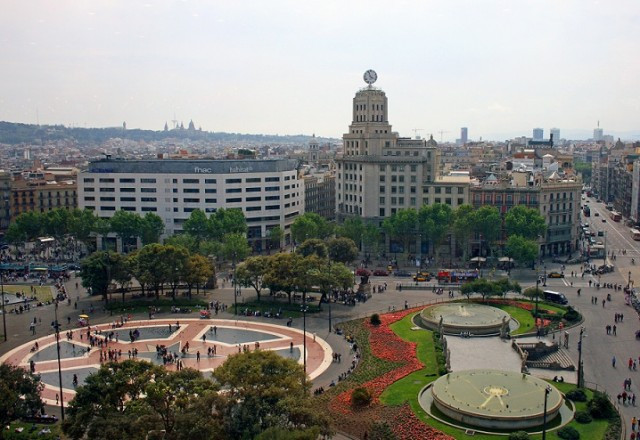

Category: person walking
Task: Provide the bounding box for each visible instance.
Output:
[613,356,617,368]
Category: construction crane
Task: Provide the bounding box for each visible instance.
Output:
[437,130,450,142]
[412,128,425,139]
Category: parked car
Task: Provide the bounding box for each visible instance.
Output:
[602,219,607,223]
[373,269,389,276]
[355,268,372,277]
[598,230,604,236]
[393,270,412,277]
[547,271,564,278]
[594,212,600,216]
[413,275,429,282]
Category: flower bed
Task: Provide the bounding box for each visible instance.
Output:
[324,308,453,440]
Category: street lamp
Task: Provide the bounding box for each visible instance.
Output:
[577,327,585,388]
[543,264,547,287]
[1,273,6,342]
[542,385,552,440]
[629,271,632,289]
[535,268,540,317]
[301,301,309,384]
[53,303,65,420]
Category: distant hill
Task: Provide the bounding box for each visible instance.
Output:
[0,121,334,146]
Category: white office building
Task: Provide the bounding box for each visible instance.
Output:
[78,158,303,251]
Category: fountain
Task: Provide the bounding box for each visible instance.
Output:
[420,303,511,336]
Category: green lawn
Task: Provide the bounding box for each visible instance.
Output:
[5,421,61,440]
[493,305,535,335]
[378,312,616,440]
[2,285,53,302]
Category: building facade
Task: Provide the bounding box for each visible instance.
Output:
[303,172,335,220]
[10,179,77,221]
[78,158,303,251]
[0,172,10,234]
[336,80,439,222]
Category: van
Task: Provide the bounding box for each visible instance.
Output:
[543,290,568,305]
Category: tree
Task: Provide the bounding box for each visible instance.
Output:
[419,204,453,265]
[362,222,381,256]
[291,213,333,244]
[296,238,328,259]
[162,245,190,300]
[493,278,521,298]
[43,208,71,239]
[267,226,283,252]
[68,209,97,251]
[222,233,251,264]
[574,160,592,185]
[505,235,539,266]
[210,208,248,240]
[460,278,499,302]
[505,205,546,240]
[212,350,330,440]
[140,212,165,245]
[235,256,269,301]
[0,364,44,440]
[11,211,43,241]
[523,286,543,301]
[382,208,418,254]
[92,217,111,250]
[263,253,300,303]
[453,204,474,263]
[337,216,364,246]
[183,209,211,244]
[471,206,501,257]
[312,261,354,306]
[328,237,359,264]
[110,253,132,303]
[136,244,175,299]
[80,251,121,302]
[109,210,143,252]
[183,254,213,297]
[164,234,198,254]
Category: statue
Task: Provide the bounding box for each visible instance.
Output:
[438,315,444,336]
[500,316,509,339]
[445,347,451,372]
[521,351,529,373]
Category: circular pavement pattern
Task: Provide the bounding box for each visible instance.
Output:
[420,303,511,335]
[424,369,564,430]
[0,319,333,407]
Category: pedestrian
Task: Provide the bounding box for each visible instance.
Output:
[196,351,200,362]
[56,394,59,405]
[613,356,617,368]
[613,325,617,336]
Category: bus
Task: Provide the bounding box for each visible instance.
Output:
[631,229,640,241]
[610,211,622,222]
[543,290,568,305]
[436,270,479,284]
[583,205,591,217]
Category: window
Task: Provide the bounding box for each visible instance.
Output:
[83,178,94,183]
[183,198,199,203]
[391,197,397,205]
[119,178,135,183]
[246,196,261,202]
[84,196,95,201]
[380,197,385,205]
[205,179,217,184]
[435,187,441,194]
[183,188,199,193]
[226,188,242,193]
[391,175,397,183]
[226,178,242,184]
[246,206,261,211]
[99,188,115,192]
[379,165,386,171]
[380,208,385,216]
[84,187,95,192]
[205,198,217,203]
[411,175,416,183]
[266,205,280,210]
[120,188,135,193]
[265,195,280,201]
[246,187,261,192]
[410,197,416,206]
[226,198,242,203]
[141,188,157,193]
[445,187,452,194]
[100,206,115,211]
[399,176,404,183]
[99,178,114,183]
[141,197,157,202]
[398,187,405,194]
[140,178,156,184]
[265,186,279,191]
[183,179,199,184]
[458,198,464,205]
[265,177,280,182]
[379,176,385,182]
[458,187,464,194]
[120,197,135,202]
[435,197,441,204]
[246,177,261,183]
[122,206,136,211]
[445,198,452,205]
[100,197,115,201]
[398,197,404,205]
[205,188,216,193]
[379,186,385,193]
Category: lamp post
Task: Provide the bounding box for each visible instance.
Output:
[629,271,632,289]
[1,273,6,342]
[53,303,65,420]
[577,327,585,388]
[543,264,547,287]
[535,268,540,318]
[542,385,552,440]
[232,252,238,316]
[301,301,308,384]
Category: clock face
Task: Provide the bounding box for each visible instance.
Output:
[363,69,377,85]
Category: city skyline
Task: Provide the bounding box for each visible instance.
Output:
[1,1,639,141]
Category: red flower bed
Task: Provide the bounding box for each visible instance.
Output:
[328,307,454,439]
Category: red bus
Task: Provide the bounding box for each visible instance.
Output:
[610,211,622,222]
[437,270,479,283]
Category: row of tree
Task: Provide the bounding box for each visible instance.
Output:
[460,278,522,301]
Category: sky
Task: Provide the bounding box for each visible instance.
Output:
[1,0,639,141]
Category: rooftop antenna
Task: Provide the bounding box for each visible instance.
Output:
[412,128,424,140]
[438,130,450,142]
[171,112,179,129]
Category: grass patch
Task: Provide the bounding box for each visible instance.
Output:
[240,300,320,318]
[105,298,208,314]
[492,305,535,335]
[2,285,53,303]
[5,421,61,440]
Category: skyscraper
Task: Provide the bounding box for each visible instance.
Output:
[460,127,468,144]
[550,128,560,143]
[532,128,543,140]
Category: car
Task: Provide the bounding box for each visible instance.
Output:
[355,268,372,277]
[598,231,604,236]
[393,270,412,277]
[412,275,428,282]
[547,271,564,278]
[373,269,389,276]
[594,212,599,216]
[602,219,607,223]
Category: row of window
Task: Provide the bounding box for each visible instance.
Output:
[84,176,289,184]
[85,195,283,203]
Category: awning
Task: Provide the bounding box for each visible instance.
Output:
[470,257,487,262]
[498,257,514,262]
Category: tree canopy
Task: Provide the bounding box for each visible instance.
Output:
[291,213,333,243]
[0,364,44,440]
[505,205,547,240]
[382,208,418,253]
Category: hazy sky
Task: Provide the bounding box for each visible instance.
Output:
[1,1,639,141]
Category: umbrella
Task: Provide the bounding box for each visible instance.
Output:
[78,314,89,319]
[498,257,514,262]
[469,257,486,262]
